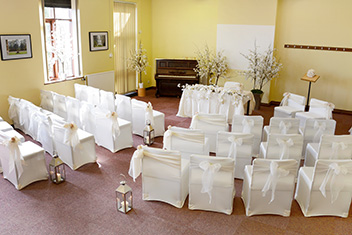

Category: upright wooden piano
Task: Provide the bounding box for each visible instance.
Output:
[154,58,199,97]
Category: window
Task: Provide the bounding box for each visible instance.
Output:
[43,0,81,82]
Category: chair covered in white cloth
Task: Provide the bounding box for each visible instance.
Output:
[274,92,306,118]
[163,126,209,160]
[188,154,235,214]
[87,86,100,106]
[65,96,82,129]
[93,107,133,152]
[131,99,165,137]
[0,131,48,190]
[52,92,67,120]
[115,94,133,122]
[8,96,22,129]
[40,90,54,112]
[295,98,334,127]
[224,81,243,91]
[263,117,300,142]
[74,83,89,102]
[295,159,352,217]
[52,120,96,170]
[242,159,299,216]
[99,90,115,112]
[304,134,352,167]
[18,99,40,137]
[259,133,304,161]
[0,121,14,132]
[0,130,24,173]
[299,119,336,157]
[216,132,253,179]
[80,101,97,137]
[128,146,189,208]
[189,113,228,152]
[36,111,56,156]
[232,115,264,156]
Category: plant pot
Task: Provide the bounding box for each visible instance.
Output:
[138,88,146,97]
[251,89,263,110]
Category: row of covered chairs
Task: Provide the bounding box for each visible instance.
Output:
[8,96,97,170]
[73,84,165,137]
[129,145,352,217]
[40,90,133,152]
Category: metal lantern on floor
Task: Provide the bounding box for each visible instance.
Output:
[143,120,155,145]
[115,180,133,214]
[49,154,66,184]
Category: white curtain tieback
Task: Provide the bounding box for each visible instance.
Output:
[276,138,294,160]
[199,161,221,203]
[262,161,290,203]
[319,163,348,203]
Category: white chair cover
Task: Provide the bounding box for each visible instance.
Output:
[8,96,22,129]
[36,111,55,156]
[224,81,243,91]
[87,86,100,106]
[232,115,263,156]
[40,90,54,112]
[304,134,352,167]
[74,83,89,102]
[93,107,133,152]
[263,117,300,142]
[128,146,188,208]
[299,119,336,157]
[18,99,40,136]
[80,101,96,137]
[0,132,48,190]
[163,126,210,160]
[53,92,67,120]
[216,131,253,179]
[0,121,14,132]
[188,154,235,215]
[190,113,228,152]
[242,159,298,216]
[131,99,165,137]
[295,159,352,217]
[66,96,82,128]
[296,98,335,127]
[115,94,133,122]
[260,133,303,161]
[274,92,306,118]
[99,90,115,112]
[52,121,96,170]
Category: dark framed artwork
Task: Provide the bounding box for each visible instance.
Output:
[0,34,32,61]
[89,31,108,51]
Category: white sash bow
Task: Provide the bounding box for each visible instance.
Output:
[279,121,292,134]
[190,113,226,128]
[199,161,221,203]
[262,161,290,203]
[319,162,350,203]
[106,112,120,140]
[63,123,80,148]
[280,92,290,106]
[242,119,254,134]
[313,121,326,142]
[276,138,294,160]
[163,129,204,150]
[330,142,348,160]
[2,136,25,177]
[145,102,155,126]
[227,136,243,160]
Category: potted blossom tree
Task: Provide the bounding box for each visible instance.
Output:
[128,42,149,97]
[242,45,282,110]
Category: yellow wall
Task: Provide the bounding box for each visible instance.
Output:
[272,0,352,111]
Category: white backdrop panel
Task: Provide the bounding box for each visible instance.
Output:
[217,24,275,70]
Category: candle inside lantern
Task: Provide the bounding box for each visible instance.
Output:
[120,201,129,213]
[56,173,61,182]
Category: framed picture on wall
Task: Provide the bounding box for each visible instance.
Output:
[89,31,108,51]
[0,34,32,61]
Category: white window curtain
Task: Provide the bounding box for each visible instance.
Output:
[113,2,136,94]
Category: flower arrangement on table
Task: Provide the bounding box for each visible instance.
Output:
[194,45,228,86]
[127,42,149,87]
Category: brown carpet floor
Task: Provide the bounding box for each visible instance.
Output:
[1,88,352,235]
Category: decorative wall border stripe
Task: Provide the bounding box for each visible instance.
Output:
[284,44,352,52]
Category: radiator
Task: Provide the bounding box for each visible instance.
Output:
[86,71,115,93]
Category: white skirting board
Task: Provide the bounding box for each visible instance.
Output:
[86,71,115,93]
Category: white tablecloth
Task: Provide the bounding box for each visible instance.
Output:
[177,84,255,123]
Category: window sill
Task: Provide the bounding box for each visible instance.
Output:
[44,76,84,85]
